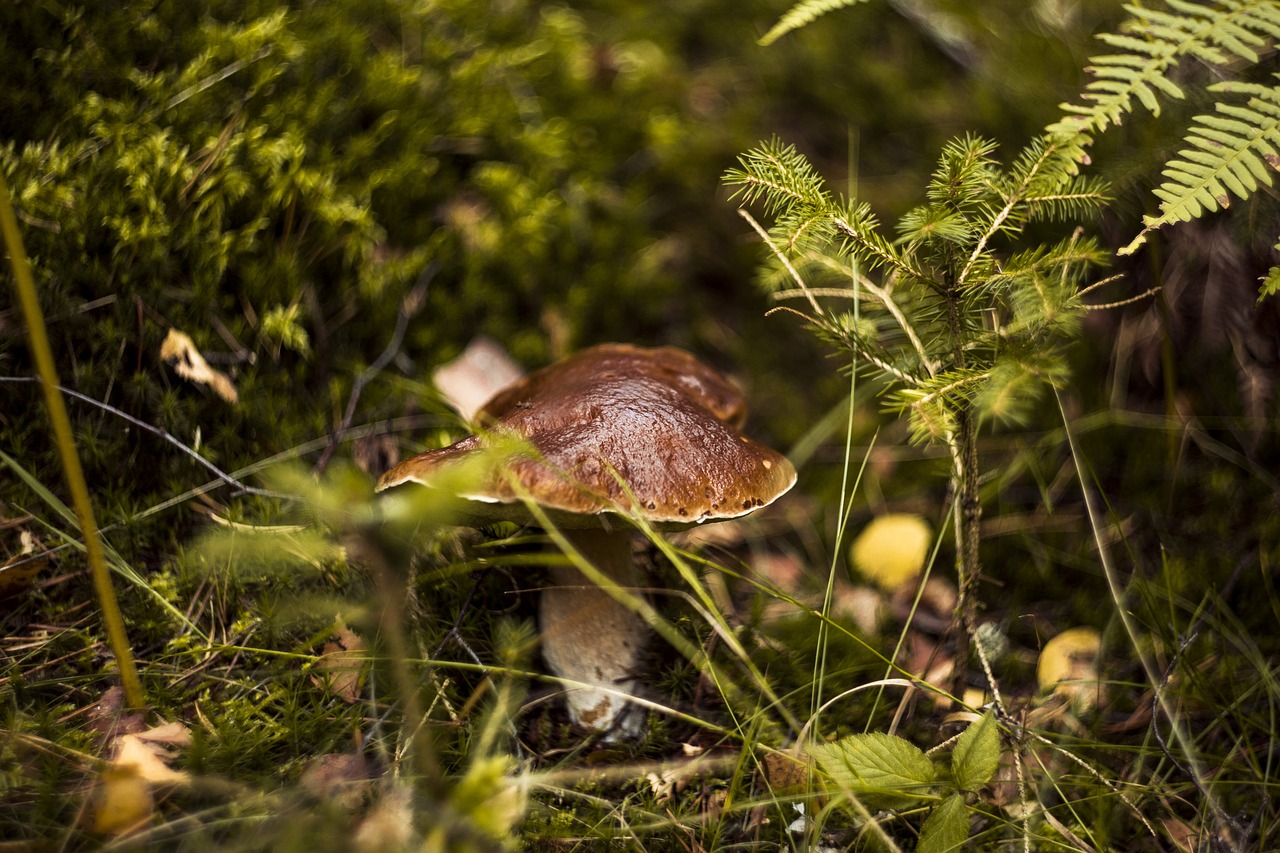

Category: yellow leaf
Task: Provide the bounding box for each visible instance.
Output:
[1037,627,1102,707]
[160,328,239,404]
[92,765,153,835]
[314,622,367,704]
[0,530,47,598]
[91,722,191,834]
[849,514,933,590]
[113,731,190,785]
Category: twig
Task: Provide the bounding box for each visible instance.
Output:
[738,208,823,316]
[0,376,292,502]
[311,265,433,475]
[430,569,486,662]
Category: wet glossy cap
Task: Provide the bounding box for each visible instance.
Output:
[376,343,796,528]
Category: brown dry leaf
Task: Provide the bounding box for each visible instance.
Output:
[0,530,47,598]
[762,750,812,796]
[890,575,956,635]
[87,685,148,743]
[1162,817,1201,852]
[160,328,239,404]
[432,336,523,421]
[985,750,1022,808]
[91,722,191,836]
[313,622,366,703]
[752,551,806,592]
[905,631,954,707]
[703,789,727,824]
[300,752,374,810]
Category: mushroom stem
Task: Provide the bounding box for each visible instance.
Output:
[539,528,648,737]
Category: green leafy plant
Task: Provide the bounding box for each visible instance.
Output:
[1045,0,1280,279]
[809,711,1001,851]
[762,0,1280,292]
[725,132,1108,626]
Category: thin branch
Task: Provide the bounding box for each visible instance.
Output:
[911,371,992,409]
[738,208,823,315]
[312,264,433,475]
[959,139,1066,286]
[1083,286,1161,311]
[0,376,292,501]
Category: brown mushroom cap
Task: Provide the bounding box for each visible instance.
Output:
[376,343,796,528]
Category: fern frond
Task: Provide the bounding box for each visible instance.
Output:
[1122,76,1280,254]
[1261,245,1280,299]
[758,0,872,47]
[1048,0,1280,138]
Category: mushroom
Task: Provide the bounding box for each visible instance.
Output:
[376,343,796,736]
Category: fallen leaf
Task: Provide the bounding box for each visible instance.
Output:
[646,769,680,804]
[907,632,955,708]
[703,789,727,823]
[91,721,191,835]
[160,328,239,404]
[900,576,957,631]
[113,732,189,785]
[762,750,812,795]
[1162,817,1201,852]
[91,765,153,836]
[313,622,366,703]
[752,551,806,591]
[0,530,47,598]
[432,336,523,421]
[1037,627,1103,708]
[849,514,933,591]
[87,686,148,744]
[833,583,883,635]
[133,721,193,749]
[300,752,374,810]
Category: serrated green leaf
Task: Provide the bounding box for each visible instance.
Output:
[952,711,1001,791]
[758,0,872,46]
[917,793,970,853]
[808,732,936,808]
[1260,261,1280,302]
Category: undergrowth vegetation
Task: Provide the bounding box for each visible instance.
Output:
[3,0,1280,851]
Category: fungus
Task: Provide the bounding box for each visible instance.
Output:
[376,343,796,736]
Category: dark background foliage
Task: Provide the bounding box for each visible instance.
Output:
[4,0,1280,848]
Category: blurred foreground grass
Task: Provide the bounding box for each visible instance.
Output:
[3,0,1280,850]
